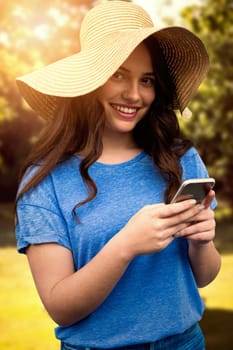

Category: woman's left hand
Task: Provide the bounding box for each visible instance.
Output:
[181,189,221,288]
[176,190,216,244]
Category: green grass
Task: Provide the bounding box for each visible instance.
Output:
[1,202,233,349]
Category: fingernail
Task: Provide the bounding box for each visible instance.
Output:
[190,199,197,205]
[198,204,205,211]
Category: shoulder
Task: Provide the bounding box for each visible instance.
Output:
[18,156,82,207]
[180,146,200,160]
[180,147,209,179]
[180,146,204,166]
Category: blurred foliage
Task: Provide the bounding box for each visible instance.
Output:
[0,0,232,204]
[180,0,233,205]
[0,0,98,200]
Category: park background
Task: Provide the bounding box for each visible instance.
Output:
[0,0,232,349]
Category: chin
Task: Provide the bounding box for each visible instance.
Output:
[111,121,138,133]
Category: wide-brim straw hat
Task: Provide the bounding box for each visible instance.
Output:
[16,0,209,120]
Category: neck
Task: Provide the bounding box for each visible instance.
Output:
[98,130,142,164]
[103,131,135,149]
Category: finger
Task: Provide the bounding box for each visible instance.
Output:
[169,222,191,239]
[185,230,215,243]
[185,207,215,224]
[154,199,197,218]
[202,190,215,208]
[164,211,207,239]
[168,203,208,230]
[149,204,198,237]
[178,219,216,238]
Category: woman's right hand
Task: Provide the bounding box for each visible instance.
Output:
[118,199,202,258]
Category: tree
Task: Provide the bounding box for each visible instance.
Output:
[180,0,233,204]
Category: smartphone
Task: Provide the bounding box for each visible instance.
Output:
[171,178,215,203]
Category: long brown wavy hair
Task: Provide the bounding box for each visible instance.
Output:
[16,35,192,219]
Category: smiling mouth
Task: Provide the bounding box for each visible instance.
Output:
[110,103,139,115]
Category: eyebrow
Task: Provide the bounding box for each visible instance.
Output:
[119,66,155,76]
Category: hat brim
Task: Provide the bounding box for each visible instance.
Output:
[16,26,209,119]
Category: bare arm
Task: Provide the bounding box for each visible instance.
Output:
[188,240,221,288]
[27,236,132,327]
[26,199,203,326]
[178,190,221,287]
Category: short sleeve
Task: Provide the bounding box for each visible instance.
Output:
[15,169,71,254]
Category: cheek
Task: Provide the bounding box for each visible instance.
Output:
[145,89,156,106]
[98,81,119,100]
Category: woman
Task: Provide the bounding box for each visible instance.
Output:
[15,2,221,349]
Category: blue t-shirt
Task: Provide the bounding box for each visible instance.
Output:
[15,147,216,348]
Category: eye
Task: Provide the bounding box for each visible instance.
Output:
[112,71,124,80]
[141,76,155,87]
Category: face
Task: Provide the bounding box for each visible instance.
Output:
[97,42,155,137]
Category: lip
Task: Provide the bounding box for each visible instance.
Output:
[110,103,140,119]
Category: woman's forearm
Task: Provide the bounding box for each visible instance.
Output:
[188,240,221,288]
[38,234,133,327]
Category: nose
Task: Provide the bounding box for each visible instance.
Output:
[122,81,140,102]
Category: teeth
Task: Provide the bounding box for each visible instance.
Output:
[112,104,137,114]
